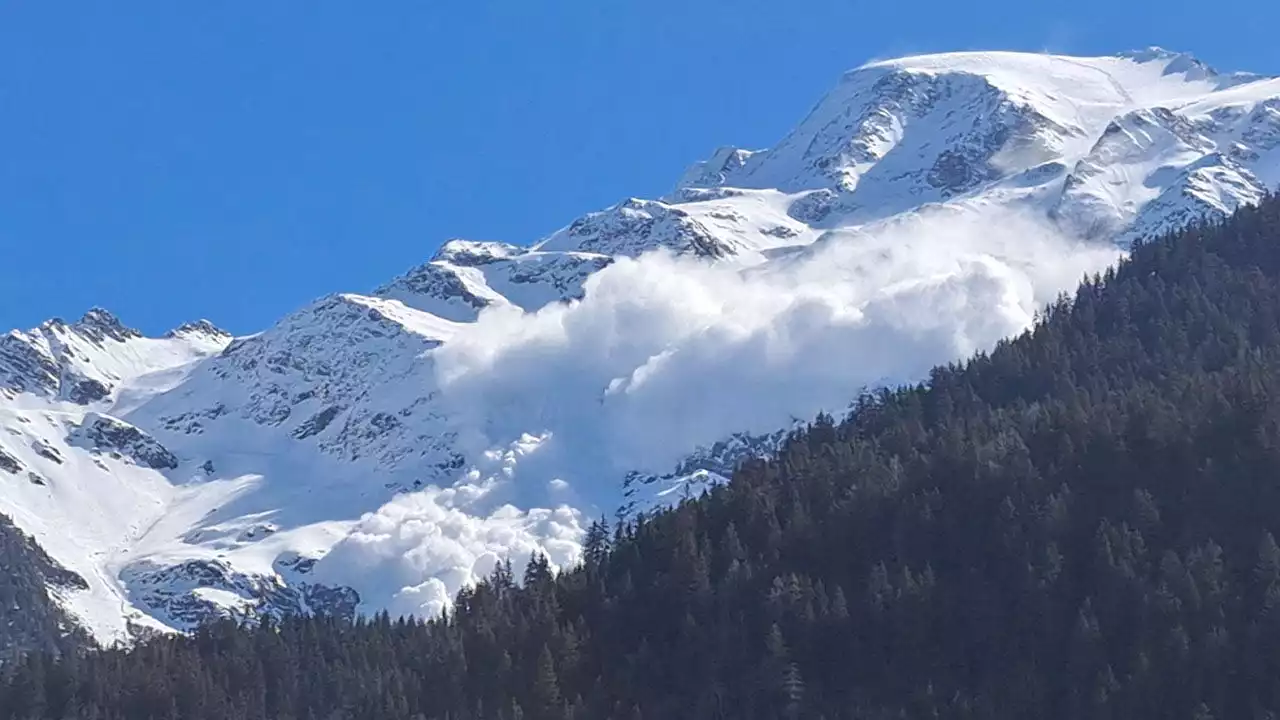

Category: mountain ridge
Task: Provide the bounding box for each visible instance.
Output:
[5,47,1280,646]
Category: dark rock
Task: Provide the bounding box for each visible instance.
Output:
[69,413,178,470]
[788,189,838,225]
[125,558,360,630]
[293,405,343,440]
[66,377,112,404]
[31,440,64,465]
[0,332,61,396]
[163,319,230,340]
[74,308,142,344]
[0,448,22,475]
[374,262,494,318]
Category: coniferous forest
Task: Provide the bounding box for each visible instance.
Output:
[0,516,87,662]
[8,196,1280,717]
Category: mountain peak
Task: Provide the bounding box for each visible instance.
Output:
[431,239,521,266]
[74,307,141,344]
[164,320,231,341]
[1117,45,1202,64]
[1114,46,1227,81]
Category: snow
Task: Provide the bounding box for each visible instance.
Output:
[3,47,1280,643]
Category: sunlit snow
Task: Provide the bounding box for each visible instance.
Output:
[4,47,1280,640]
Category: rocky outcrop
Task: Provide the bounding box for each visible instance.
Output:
[164,319,231,341]
[373,262,500,321]
[0,309,227,405]
[73,308,142,344]
[0,447,22,475]
[68,413,179,470]
[122,559,359,629]
[539,198,742,259]
[0,328,62,397]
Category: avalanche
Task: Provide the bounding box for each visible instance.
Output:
[3,47,1280,642]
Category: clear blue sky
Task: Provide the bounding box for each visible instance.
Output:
[2,1,1277,336]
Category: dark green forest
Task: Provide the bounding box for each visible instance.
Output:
[8,196,1280,718]
[0,515,87,662]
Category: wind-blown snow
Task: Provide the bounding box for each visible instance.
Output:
[313,490,582,619]
[433,208,1118,487]
[4,47,1280,642]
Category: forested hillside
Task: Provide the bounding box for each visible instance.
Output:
[0,514,86,661]
[8,195,1280,718]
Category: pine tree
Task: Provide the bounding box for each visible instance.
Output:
[531,645,563,720]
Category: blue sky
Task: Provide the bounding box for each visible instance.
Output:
[2,1,1277,335]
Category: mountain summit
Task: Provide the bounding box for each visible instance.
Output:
[3,48,1280,646]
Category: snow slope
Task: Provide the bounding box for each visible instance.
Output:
[4,47,1280,645]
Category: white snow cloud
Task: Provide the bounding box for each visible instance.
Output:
[315,205,1121,618]
[432,206,1120,506]
[314,486,583,619]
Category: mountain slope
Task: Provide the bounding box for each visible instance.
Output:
[9,190,1280,720]
[4,47,1280,646]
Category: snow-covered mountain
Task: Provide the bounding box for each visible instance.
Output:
[5,47,1280,646]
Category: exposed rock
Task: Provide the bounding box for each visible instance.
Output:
[0,448,22,474]
[0,330,61,396]
[123,558,360,629]
[541,198,740,259]
[31,439,64,465]
[236,523,277,541]
[164,319,231,341]
[66,376,112,404]
[432,239,522,267]
[373,262,498,321]
[787,189,839,225]
[674,146,755,192]
[293,405,344,440]
[68,413,179,470]
[159,404,227,435]
[74,308,142,344]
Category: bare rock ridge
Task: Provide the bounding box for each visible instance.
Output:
[68,413,179,470]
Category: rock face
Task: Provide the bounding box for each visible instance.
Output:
[0,310,229,404]
[3,47,1280,650]
[677,49,1280,241]
[68,414,179,470]
[123,559,359,629]
[0,448,22,475]
[538,198,742,258]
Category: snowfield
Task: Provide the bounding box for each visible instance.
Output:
[4,47,1280,643]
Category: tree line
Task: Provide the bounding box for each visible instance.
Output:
[7,196,1280,717]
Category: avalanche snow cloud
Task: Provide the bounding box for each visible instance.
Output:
[436,209,1119,484]
[333,208,1119,618]
[5,47,1280,638]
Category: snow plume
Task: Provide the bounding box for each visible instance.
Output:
[314,487,583,619]
[299,206,1121,621]
[433,206,1122,507]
